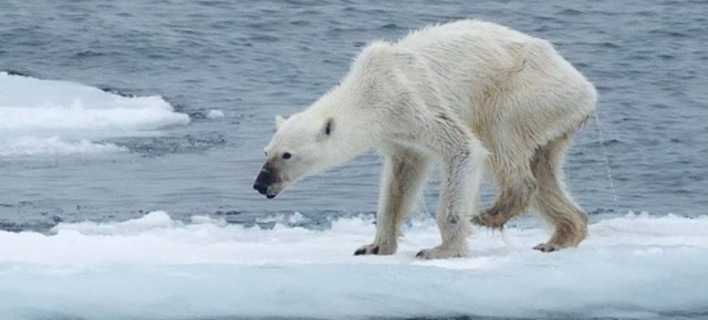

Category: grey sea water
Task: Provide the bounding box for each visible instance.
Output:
[0,0,706,231]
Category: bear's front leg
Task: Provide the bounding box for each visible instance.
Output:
[416,138,485,259]
[355,150,430,256]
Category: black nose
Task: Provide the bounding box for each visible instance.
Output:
[253,182,268,195]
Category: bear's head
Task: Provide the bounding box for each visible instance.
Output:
[253,113,337,199]
[252,43,392,198]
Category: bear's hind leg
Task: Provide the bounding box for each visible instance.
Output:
[530,134,588,252]
[355,149,430,256]
[473,151,537,229]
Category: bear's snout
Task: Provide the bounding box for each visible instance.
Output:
[253,163,280,198]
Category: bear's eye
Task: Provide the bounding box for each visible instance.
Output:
[282,152,292,160]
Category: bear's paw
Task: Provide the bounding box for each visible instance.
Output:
[354,242,396,256]
[471,209,510,229]
[415,245,467,259]
[533,242,563,252]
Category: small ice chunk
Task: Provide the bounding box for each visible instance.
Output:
[207,109,225,119]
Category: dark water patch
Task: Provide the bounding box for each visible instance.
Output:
[246,21,281,31]
[380,23,404,30]
[580,138,622,148]
[594,85,613,92]
[649,29,688,38]
[73,50,105,58]
[187,111,210,120]
[0,222,23,232]
[532,25,551,33]
[290,20,310,26]
[249,34,281,43]
[636,10,659,17]
[589,207,619,215]
[573,61,590,69]
[600,41,621,49]
[558,8,583,16]
[113,133,228,157]
[2,69,34,77]
[214,210,242,216]
[0,218,62,233]
[97,86,137,97]
[115,11,132,18]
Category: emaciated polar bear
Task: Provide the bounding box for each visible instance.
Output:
[253,20,596,259]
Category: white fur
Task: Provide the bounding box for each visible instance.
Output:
[261,20,597,258]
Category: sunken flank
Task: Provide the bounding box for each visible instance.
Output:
[254,20,596,259]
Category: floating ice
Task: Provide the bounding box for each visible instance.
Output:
[0,136,126,156]
[0,72,189,156]
[207,109,226,119]
[0,211,706,319]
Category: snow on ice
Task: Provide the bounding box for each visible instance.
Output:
[0,211,706,319]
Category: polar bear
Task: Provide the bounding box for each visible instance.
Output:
[253,20,596,259]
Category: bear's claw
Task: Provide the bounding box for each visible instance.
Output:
[533,243,561,252]
[354,246,378,255]
[354,243,395,256]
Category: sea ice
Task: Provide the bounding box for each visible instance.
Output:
[0,211,706,319]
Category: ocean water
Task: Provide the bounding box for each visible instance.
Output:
[1,0,707,319]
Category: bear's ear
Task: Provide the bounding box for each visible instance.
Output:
[275,115,286,129]
[324,118,334,137]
